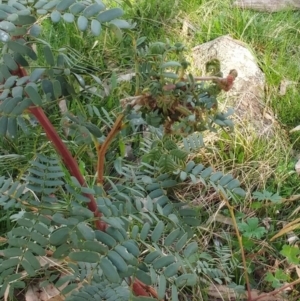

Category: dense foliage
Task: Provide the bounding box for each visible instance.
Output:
[1,0,299,301]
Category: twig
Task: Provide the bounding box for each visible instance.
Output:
[220,191,252,301]
[251,278,300,301]
[97,114,124,185]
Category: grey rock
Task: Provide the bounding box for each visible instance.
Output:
[192,35,276,137]
[233,0,300,12]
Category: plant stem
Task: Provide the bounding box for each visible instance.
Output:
[252,278,300,301]
[18,66,152,297]
[18,66,106,231]
[220,192,252,301]
[97,114,124,185]
[30,106,107,230]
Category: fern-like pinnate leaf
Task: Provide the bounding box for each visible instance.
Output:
[66,281,130,301]
[0,212,50,295]
[0,176,29,209]
[0,0,134,141]
[26,154,65,200]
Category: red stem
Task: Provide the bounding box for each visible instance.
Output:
[18,66,106,230]
[18,65,150,296]
[29,106,107,231]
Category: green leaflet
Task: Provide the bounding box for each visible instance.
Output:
[164,262,180,277]
[151,221,164,243]
[97,8,123,22]
[122,240,140,257]
[69,3,85,14]
[43,0,60,10]
[24,250,41,270]
[53,80,62,99]
[29,68,46,82]
[83,241,108,254]
[11,87,23,98]
[63,13,75,23]
[2,248,23,257]
[53,244,70,258]
[0,11,8,20]
[14,15,36,25]
[226,179,241,190]
[0,64,11,79]
[69,251,100,263]
[14,52,28,66]
[12,2,27,10]
[0,115,8,136]
[95,230,117,248]
[201,167,213,178]
[100,257,120,283]
[232,187,246,197]
[11,227,30,237]
[0,258,20,270]
[172,285,179,301]
[30,232,48,246]
[165,228,181,246]
[83,3,104,18]
[77,223,95,241]
[210,171,224,182]
[4,75,17,89]
[144,251,161,264]
[107,250,128,273]
[27,241,46,256]
[43,46,54,67]
[91,19,101,36]
[175,233,188,251]
[153,255,176,269]
[182,217,201,227]
[7,41,37,60]
[51,10,61,23]
[49,227,69,246]
[183,242,198,257]
[158,275,166,299]
[109,19,132,29]
[56,0,75,11]
[3,54,18,71]
[175,273,197,287]
[114,245,135,262]
[0,4,17,14]
[34,1,47,9]
[160,61,182,69]
[77,15,88,31]
[7,117,17,139]
[2,97,21,114]
[136,269,152,285]
[0,29,10,42]
[148,188,164,199]
[131,225,140,239]
[140,222,151,240]
[219,174,234,186]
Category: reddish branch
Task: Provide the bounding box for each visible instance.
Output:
[17,65,152,297]
[97,114,124,185]
[193,69,238,92]
[18,66,107,230]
